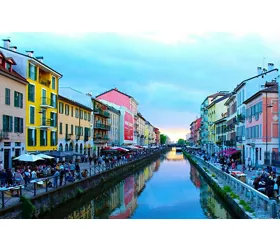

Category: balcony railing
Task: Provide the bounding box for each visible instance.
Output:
[94,123,111,130]
[94,109,110,118]
[0,130,9,140]
[40,77,51,86]
[93,134,109,142]
[40,118,53,127]
[41,97,55,108]
[65,134,72,141]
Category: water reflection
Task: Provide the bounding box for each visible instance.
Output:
[65,151,235,219]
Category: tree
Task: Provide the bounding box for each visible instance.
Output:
[177,138,186,145]
[160,134,167,145]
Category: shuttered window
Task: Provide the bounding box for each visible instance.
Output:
[28,63,37,81]
[28,129,36,146]
[40,130,47,146]
[28,84,35,102]
[30,106,35,124]
[3,115,13,132]
[14,91,23,108]
[5,88,10,105]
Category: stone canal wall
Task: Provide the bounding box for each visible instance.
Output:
[0,149,169,219]
[183,151,252,219]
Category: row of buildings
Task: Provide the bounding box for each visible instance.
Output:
[189,63,280,168]
[0,39,160,169]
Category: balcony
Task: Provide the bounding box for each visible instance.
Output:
[65,134,72,141]
[94,108,110,118]
[40,118,54,129]
[0,130,9,141]
[40,77,51,87]
[94,123,111,130]
[93,134,109,143]
[41,97,55,108]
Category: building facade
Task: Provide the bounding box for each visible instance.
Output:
[107,105,121,146]
[57,95,93,156]
[92,98,110,156]
[235,64,278,163]
[137,112,146,146]
[244,84,278,167]
[0,51,28,168]
[96,88,138,145]
[0,39,63,153]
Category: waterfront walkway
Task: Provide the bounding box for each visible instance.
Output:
[0,149,165,211]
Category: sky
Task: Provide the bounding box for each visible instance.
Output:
[2,0,280,142]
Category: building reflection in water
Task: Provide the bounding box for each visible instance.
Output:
[67,161,159,219]
[190,165,233,219]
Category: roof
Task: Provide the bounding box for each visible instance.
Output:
[58,95,93,112]
[243,84,278,104]
[137,112,146,121]
[234,68,279,93]
[0,45,63,78]
[0,51,29,85]
[96,88,139,105]
[207,94,230,109]
[201,91,229,105]
[224,92,236,106]
[107,105,121,114]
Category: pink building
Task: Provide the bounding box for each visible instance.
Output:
[96,88,139,145]
[244,83,278,167]
[189,118,202,146]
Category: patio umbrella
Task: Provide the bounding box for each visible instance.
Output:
[36,153,54,159]
[13,154,44,162]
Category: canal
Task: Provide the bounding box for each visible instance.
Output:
[43,149,237,219]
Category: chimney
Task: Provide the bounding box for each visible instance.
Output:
[36,56,43,62]
[268,63,274,71]
[10,46,17,52]
[257,67,262,75]
[2,39,10,49]
[26,50,34,57]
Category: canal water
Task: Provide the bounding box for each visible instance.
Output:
[46,149,237,219]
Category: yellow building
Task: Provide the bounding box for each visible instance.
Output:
[207,95,229,153]
[0,40,63,153]
[58,95,93,156]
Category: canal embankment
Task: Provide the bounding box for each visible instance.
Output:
[0,148,169,219]
[184,151,278,219]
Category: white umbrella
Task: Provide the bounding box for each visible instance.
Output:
[13,154,44,162]
[36,153,54,159]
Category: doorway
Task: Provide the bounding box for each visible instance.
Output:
[255,148,258,167]
[4,149,10,169]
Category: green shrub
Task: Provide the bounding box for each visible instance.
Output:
[239,200,246,206]
[211,173,216,178]
[229,191,239,199]
[223,186,232,193]
[20,196,36,219]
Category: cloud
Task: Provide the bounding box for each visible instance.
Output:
[1,31,279,141]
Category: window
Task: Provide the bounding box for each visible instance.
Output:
[28,129,36,146]
[28,63,37,81]
[3,115,13,132]
[30,106,35,124]
[80,110,83,119]
[14,117,24,133]
[65,124,68,135]
[59,122,63,134]
[80,126,83,136]
[84,112,87,120]
[50,131,57,146]
[71,125,74,135]
[6,62,11,71]
[50,112,57,127]
[71,107,73,117]
[65,104,69,115]
[40,130,47,146]
[75,108,79,118]
[51,76,56,90]
[5,88,10,105]
[28,84,35,102]
[51,93,57,108]
[59,102,64,114]
[75,126,79,135]
[14,91,23,108]
[88,112,91,122]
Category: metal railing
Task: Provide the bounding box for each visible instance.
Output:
[94,123,111,130]
[0,148,168,209]
[191,154,277,218]
[0,130,9,141]
[41,97,55,108]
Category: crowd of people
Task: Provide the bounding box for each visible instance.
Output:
[188,148,280,199]
[0,147,163,190]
